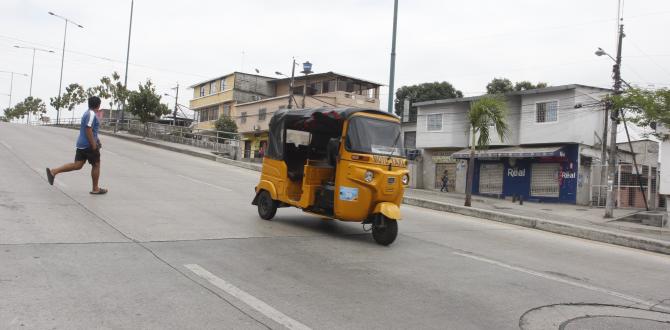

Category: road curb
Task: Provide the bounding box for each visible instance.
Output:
[93,128,670,255]
[403,197,670,255]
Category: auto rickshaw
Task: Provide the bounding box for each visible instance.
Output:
[252,107,409,245]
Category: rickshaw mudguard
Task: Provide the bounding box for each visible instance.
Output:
[373,202,401,220]
[252,180,278,205]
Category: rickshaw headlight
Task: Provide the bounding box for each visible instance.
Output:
[364,170,374,183]
[402,174,410,185]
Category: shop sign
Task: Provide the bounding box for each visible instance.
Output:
[561,171,576,179]
[432,151,456,163]
[507,168,526,177]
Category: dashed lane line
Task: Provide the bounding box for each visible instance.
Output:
[177,174,233,192]
[185,264,311,330]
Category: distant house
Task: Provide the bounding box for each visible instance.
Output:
[409,84,660,206]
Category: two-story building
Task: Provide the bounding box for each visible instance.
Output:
[234,72,382,159]
[189,72,275,130]
[411,84,616,205]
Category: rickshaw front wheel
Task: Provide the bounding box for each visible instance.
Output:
[372,216,398,246]
[257,190,278,220]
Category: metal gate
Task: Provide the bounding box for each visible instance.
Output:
[479,163,503,194]
[590,164,659,208]
[531,163,560,197]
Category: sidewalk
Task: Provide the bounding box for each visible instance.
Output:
[92,127,670,254]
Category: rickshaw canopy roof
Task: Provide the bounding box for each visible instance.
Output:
[266,107,399,160]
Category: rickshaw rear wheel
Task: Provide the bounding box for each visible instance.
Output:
[257,190,278,220]
[372,216,398,246]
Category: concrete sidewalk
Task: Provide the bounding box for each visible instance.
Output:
[88,127,670,254]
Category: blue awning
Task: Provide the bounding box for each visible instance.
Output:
[451,146,565,159]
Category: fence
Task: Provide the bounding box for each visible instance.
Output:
[590,164,660,209]
[48,117,241,160]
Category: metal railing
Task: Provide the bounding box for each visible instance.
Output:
[43,117,242,160]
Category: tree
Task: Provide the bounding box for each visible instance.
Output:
[11,97,46,121]
[50,83,87,123]
[487,78,549,94]
[126,80,170,136]
[464,96,509,207]
[609,87,670,140]
[394,82,463,118]
[215,115,238,140]
[93,72,128,113]
[486,78,514,94]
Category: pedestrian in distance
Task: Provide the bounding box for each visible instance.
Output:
[46,96,108,195]
[440,170,449,192]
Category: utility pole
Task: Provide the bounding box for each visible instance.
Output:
[300,61,313,109]
[387,0,399,113]
[1,70,28,109]
[604,23,624,218]
[288,58,296,109]
[14,46,54,124]
[116,0,134,133]
[172,83,179,125]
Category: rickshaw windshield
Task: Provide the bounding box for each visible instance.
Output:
[345,116,404,157]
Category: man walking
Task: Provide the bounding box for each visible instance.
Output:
[440,170,449,192]
[46,96,107,195]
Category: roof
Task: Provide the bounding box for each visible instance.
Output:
[270,71,384,87]
[451,145,566,159]
[188,71,275,88]
[414,84,612,107]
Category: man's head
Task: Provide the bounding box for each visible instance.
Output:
[88,96,101,111]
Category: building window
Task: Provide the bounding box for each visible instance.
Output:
[210,81,216,95]
[240,112,247,124]
[536,101,558,123]
[258,108,267,121]
[223,104,231,117]
[426,114,442,131]
[323,80,336,93]
[404,131,416,149]
[220,79,226,91]
[199,86,205,97]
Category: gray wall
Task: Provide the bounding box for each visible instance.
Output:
[416,102,470,149]
[233,73,276,104]
[519,87,606,145]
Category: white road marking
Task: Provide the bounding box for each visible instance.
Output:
[453,252,670,312]
[0,140,12,149]
[104,149,119,157]
[177,174,232,192]
[185,264,311,330]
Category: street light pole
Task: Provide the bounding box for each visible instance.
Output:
[387,0,399,113]
[118,0,134,130]
[172,83,179,125]
[0,70,28,109]
[604,23,625,218]
[301,61,312,109]
[49,11,83,125]
[13,46,55,124]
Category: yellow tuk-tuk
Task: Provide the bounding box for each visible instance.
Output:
[252,108,409,245]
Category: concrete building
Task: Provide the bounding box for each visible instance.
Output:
[188,72,275,130]
[406,84,657,205]
[234,72,382,159]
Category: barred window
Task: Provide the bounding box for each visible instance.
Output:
[426,114,442,131]
[223,104,231,117]
[220,79,227,91]
[199,86,205,97]
[240,112,247,124]
[210,81,216,95]
[536,101,558,123]
[258,108,267,121]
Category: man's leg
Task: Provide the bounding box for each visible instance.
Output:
[91,161,100,192]
[50,160,85,176]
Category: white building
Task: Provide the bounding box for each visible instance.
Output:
[405,84,659,205]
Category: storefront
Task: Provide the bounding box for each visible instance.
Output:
[452,144,580,203]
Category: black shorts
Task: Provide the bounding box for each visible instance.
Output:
[75,147,101,165]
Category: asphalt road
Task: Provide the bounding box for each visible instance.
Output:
[1,123,670,330]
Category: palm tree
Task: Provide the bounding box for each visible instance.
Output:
[464,96,509,207]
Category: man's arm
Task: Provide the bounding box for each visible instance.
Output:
[85,127,98,150]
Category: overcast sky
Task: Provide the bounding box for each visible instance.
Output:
[1,0,669,120]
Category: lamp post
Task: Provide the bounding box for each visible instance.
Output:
[300,61,313,109]
[387,0,399,113]
[49,11,83,125]
[13,45,55,124]
[276,58,298,109]
[0,70,29,109]
[117,0,134,132]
